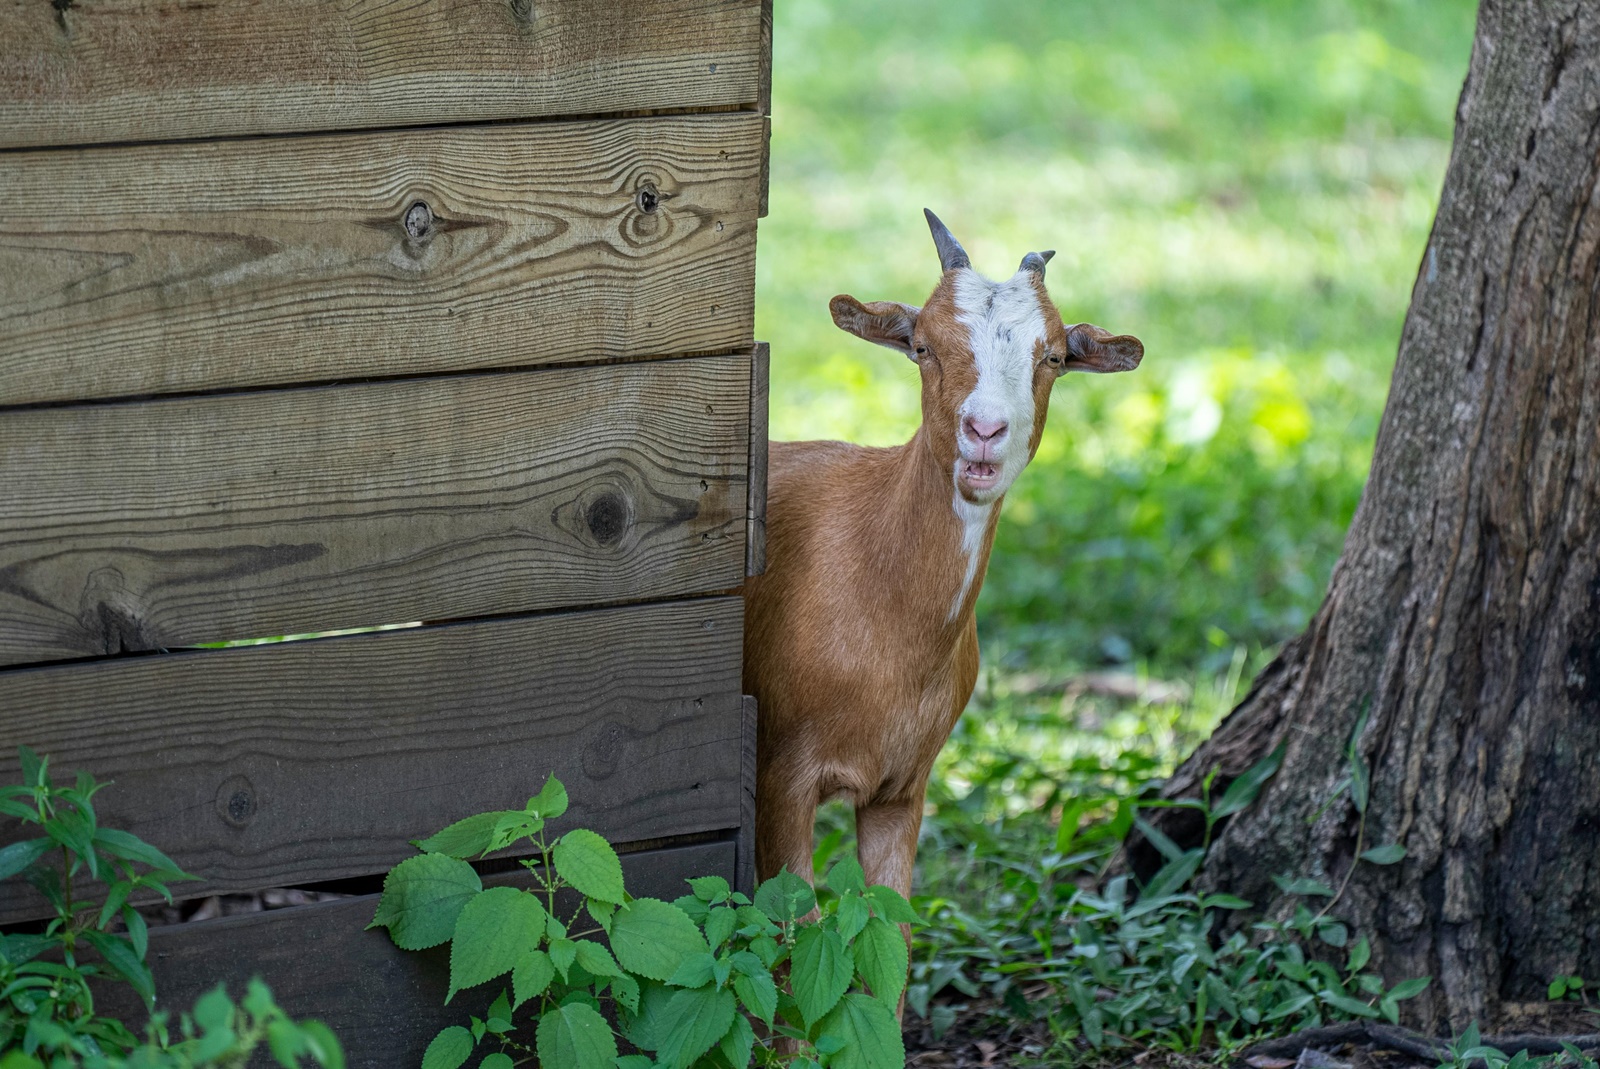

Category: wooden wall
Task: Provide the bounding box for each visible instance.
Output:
[0,1,770,1063]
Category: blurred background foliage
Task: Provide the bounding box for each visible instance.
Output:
[758,0,1476,788]
[759,4,1477,1038]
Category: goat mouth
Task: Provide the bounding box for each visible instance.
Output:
[960,461,1001,489]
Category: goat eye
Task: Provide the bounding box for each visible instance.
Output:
[915,346,927,355]
[1044,352,1062,367]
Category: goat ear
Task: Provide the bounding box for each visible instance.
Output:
[1064,322,1144,373]
[830,295,921,358]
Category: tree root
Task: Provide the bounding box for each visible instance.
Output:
[1239,1022,1600,1065]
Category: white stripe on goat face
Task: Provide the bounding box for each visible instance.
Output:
[951,269,1049,502]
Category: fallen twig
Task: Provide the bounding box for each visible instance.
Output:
[1239,1021,1600,1068]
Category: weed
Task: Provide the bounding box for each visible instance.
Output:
[0,747,341,1068]
[370,775,917,1069]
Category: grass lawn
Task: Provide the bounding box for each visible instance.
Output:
[758,0,1478,1061]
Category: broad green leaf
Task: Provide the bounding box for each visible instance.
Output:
[1361,843,1407,865]
[852,917,908,1005]
[862,885,917,925]
[1319,921,1349,947]
[1550,978,1569,1000]
[609,899,708,981]
[1212,744,1288,818]
[667,952,717,988]
[1200,893,1252,910]
[688,876,730,903]
[526,776,569,819]
[549,938,578,981]
[609,973,640,1014]
[834,893,870,942]
[719,1012,755,1069]
[83,930,154,1010]
[657,986,736,1069]
[619,980,675,1050]
[1348,936,1372,973]
[733,966,777,1027]
[817,993,905,1069]
[553,829,625,904]
[449,887,547,1000]
[369,853,483,951]
[301,1019,346,1069]
[1321,992,1380,1018]
[513,950,555,1009]
[574,940,623,979]
[489,812,544,853]
[1388,977,1431,1001]
[0,839,51,882]
[416,811,528,859]
[536,1002,618,1069]
[479,1055,514,1069]
[825,857,866,895]
[753,868,815,923]
[704,905,738,950]
[791,926,852,1026]
[614,1058,652,1069]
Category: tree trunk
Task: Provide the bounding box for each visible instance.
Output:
[1148,0,1600,1035]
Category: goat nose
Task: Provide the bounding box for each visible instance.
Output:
[965,417,1008,442]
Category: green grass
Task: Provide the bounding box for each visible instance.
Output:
[761,0,1479,1056]
[759,0,1475,673]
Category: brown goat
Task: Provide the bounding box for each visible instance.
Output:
[743,210,1144,909]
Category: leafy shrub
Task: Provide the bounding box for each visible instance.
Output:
[908,744,1430,1062]
[368,776,918,1069]
[0,748,342,1069]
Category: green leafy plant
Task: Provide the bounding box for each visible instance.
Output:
[1436,1024,1600,1069]
[907,740,1433,1063]
[0,980,343,1069]
[369,775,918,1068]
[1549,977,1588,1005]
[0,747,342,1069]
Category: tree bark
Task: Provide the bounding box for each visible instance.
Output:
[1147,0,1600,1035]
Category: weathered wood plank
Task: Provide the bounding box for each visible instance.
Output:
[0,600,743,923]
[0,0,764,150]
[94,841,735,1069]
[747,343,770,577]
[0,114,761,405]
[0,356,750,666]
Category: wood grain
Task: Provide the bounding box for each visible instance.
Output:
[0,355,750,666]
[0,0,764,150]
[0,114,761,405]
[747,342,770,577]
[0,599,744,923]
[94,841,735,1069]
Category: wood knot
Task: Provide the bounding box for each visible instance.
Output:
[508,0,535,24]
[403,200,435,241]
[586,492,628,546]
[216,774,257,828]
[635,185,661,214]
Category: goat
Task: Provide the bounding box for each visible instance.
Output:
[743,210,1144,909]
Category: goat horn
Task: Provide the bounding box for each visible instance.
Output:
[924,209,971,272]
[1020,250,1055,277]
